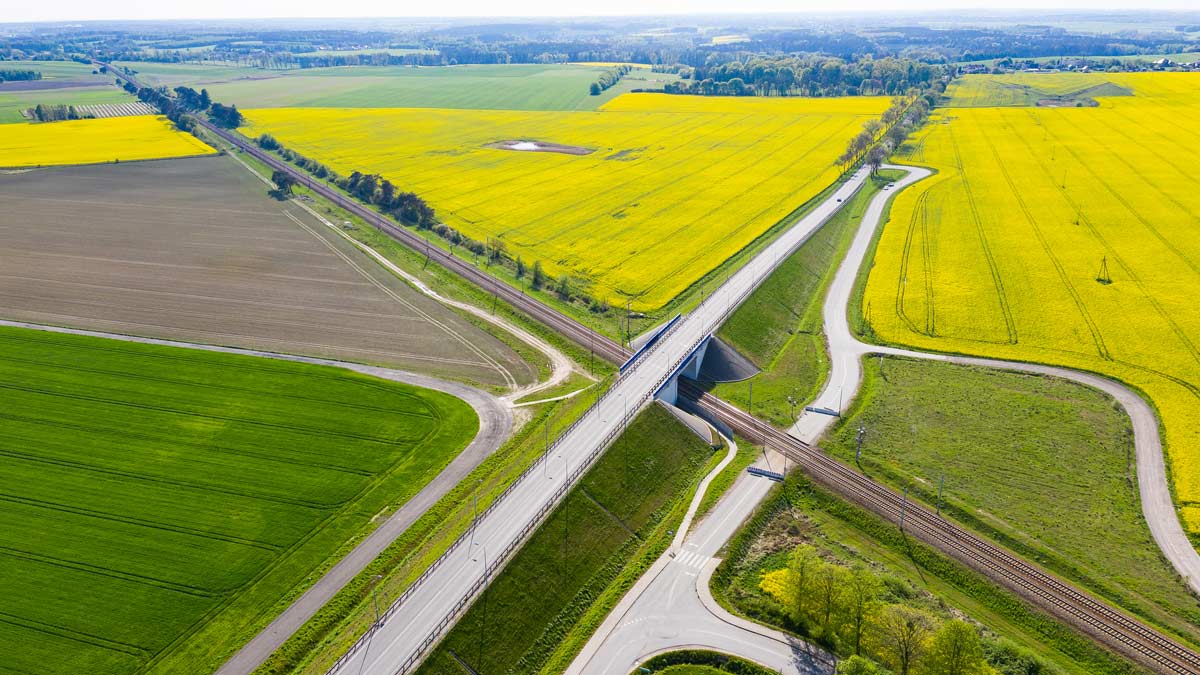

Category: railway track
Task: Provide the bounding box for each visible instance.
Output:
[104,63,1200,674]
[105,59,628,366]
[681,381,1200,675]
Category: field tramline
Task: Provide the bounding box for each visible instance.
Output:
[867,72,1200,531]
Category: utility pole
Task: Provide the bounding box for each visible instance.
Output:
[856,425,866,464]
[356,574,385,675]
[370,574,382,626]
[477,546,489,667]
[623,299,631,348]
[470,478,483,547]
[623,394,629,489]
[937,473,945,516]
[900,486,908,532]
[562,454,570,574]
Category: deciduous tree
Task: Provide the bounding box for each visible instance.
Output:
[876,605,935,675]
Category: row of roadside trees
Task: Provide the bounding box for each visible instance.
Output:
[256,134,606,312]
[836,83,941,175]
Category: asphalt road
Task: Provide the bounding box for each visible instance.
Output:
[791,165,1200,595]
[327,168,875,675]
[0,318,513,675]
[567,440,835,675]
[569,161,1200,673]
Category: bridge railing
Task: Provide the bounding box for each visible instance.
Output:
[325,308,693,675]
[326,169,869,675]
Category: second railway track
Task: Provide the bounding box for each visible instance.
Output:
[683,382,1200,675]
[103,62,1200,674]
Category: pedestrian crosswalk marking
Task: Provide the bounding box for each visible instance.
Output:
[674,550,709,569]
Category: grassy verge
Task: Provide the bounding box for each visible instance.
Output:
[635,650,778,674]
[821,355,1200,646]
[256,387,601,675]
[694,436,760,522]
[712,170,903,427]
[199,132,601,383]
[711,475,1140,675]
[513,371,597,405]
[416,404,718,675]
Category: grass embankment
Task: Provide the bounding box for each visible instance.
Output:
[416,404,717,675]
[0,326,478,675]
[823,355,1200,646]
[712,170,903,427]
[712,475,1137,675]
[258,382,600,675]
[207,137,577,382]
[634,650,777,674]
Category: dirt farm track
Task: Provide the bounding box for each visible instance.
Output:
[0,156,533,387]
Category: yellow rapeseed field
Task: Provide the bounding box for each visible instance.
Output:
[243,93,887,309]
[866,73,1200,530]
[0,115,215,167]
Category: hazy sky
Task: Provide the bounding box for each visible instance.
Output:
[2,0,1194,24]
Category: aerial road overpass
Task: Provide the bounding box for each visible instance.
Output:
[99,64,1200,674]
[324,168,875,675]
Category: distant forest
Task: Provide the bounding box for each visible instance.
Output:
[3,15,1197,74]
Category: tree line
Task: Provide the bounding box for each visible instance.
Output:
[256,133,612,315]
[123,81,242,132]
[657,56,947,98]
[776,543,1028,675]
[0,69,40,82]
[837,84,940,175]
[32,103,88,122]
[589,65,631,95]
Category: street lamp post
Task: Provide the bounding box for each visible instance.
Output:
[355,573,385,675]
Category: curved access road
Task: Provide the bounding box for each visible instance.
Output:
[223,147,585,403]
[790,163,1200,597]
[571,163,1200,675]
[567,435,835,675]
[0,318,513,675]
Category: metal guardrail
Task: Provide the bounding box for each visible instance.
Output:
[339,172,870,674]
[325,314,693,675]
[620,313,681,373]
